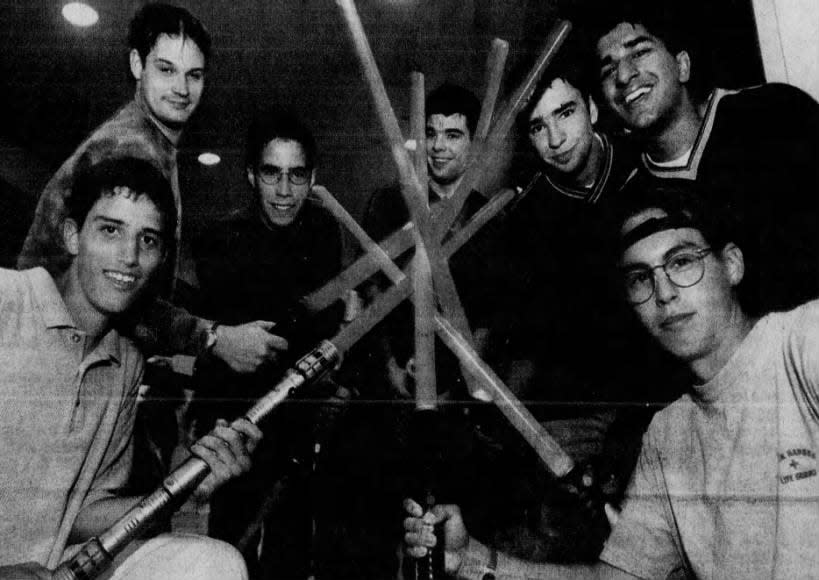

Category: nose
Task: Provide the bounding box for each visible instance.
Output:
[276,175,293,198]
[616,56,638,86]
[546,123,565,150]
[653,270,679,304]
[119,236,139,266]
[172,73,189,96]
[431,133,446,152]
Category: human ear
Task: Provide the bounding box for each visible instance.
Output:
[129,49,144,82]
[63,219,80,257]
[721,242,745,287]
[309,169,316,189]
[589,96,599,125]
[676,50,691,84]
[246,166,257,189]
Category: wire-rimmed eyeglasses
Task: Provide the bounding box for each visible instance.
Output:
[257,165,312,186]
[622,247,712,305]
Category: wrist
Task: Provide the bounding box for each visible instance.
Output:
[455,538,495,580]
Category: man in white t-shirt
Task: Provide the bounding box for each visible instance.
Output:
[403,181,819,579]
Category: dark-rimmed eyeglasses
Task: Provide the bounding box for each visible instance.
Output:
[257,165,312,186]
[622,248,712,305]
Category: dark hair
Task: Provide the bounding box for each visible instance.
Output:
[128,3,211,65]
[245,107,317,170]
[582,0,693,59]
[518,35,596,135]
[67,156,178,247]
[614,179,737,257]
[426,83,481,137]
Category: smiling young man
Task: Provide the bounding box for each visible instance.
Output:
[0,157,262,580]
[403,182,819,579]
[589,1,819,315]
[192,107,345,578]
[17,3,286,375]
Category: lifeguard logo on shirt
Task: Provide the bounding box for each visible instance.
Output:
[778,448,817,485]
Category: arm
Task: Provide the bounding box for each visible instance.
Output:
[140,297,289,373]
[71,417,263,541]
[403,500,638,580]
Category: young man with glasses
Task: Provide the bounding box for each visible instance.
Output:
[191,107,345,578]
[403,181,819,579]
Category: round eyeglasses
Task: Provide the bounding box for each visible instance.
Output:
[623,248,712,305]
[257,165,312,186]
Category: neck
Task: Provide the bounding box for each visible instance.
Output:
[689,306,756,385]
[429,175,461,200]
[642,93,702,163]
[135,89,183,146]
[57,267,110,344]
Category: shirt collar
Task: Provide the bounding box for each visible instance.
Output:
[28,267,123,364]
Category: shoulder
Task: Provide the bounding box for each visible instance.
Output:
[641,394,697,450]
[716,84,818,128]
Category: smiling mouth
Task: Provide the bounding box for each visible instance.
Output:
[270,202,295,212]
[430,158,451,168]
[624,86,651,106]
[104,270,138,289]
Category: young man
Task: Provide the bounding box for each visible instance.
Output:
[590,1,819,315]
[17,3,285,373]
[361,82,496,396]
[404,182,819,579]
[0,157,262,579]
[192,108,345,578]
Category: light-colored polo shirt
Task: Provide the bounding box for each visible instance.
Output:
[0,267,144,568]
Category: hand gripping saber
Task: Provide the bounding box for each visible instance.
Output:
[52,341,340,580]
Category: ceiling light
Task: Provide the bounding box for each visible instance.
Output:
[62,2,99,27]
[198,152,221,166]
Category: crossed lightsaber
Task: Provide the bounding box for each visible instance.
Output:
[53,3,572,578]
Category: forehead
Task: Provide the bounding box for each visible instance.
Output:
[86,190,164,231]
[259,139,307,167]
[148,33,205,67]
[596,22,659,58]
[426,113,469,133]
[529,79,585,119]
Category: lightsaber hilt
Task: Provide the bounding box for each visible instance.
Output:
[52,340,340,580]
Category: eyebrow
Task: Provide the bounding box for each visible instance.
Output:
[599,34,656,67]
[92,215,164,236]
[621,241,703,270]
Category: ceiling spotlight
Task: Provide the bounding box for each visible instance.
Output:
[198,152,221,166]
[62,2,99,27]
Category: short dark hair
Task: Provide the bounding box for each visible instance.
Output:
[426,83,481,137]
[67,156,178,247]
[245,107,317,170]
[615,180,737,257]
[583,0,693,59]
[128,3,211,65]
[518,36,596,133]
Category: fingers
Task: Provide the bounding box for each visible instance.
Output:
[191,420,253,481]
[229,417,263,455]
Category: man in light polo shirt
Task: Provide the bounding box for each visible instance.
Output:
[0,157,262,579]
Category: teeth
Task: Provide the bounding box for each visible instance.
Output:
[106,272,135,283]
[625,86,650,104]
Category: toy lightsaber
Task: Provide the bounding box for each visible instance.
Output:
[51,341,340,580]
